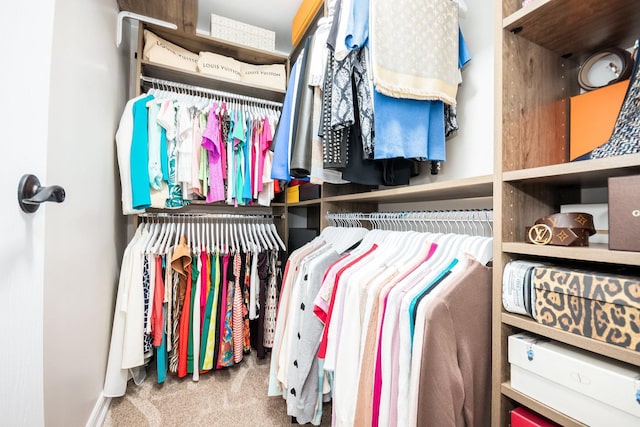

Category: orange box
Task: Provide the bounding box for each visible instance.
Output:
[569,80,629,160]
[291,0,323,47]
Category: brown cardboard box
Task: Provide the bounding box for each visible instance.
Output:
[569,80,629,160]
[608,175,640,252]
[532,265,640,351]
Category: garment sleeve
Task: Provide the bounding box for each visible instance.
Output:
[415,300,465,427]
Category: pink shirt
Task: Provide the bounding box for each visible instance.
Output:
[201,105,225,202]
[258,118,273,190]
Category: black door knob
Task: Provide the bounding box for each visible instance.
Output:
[17,174,66,213]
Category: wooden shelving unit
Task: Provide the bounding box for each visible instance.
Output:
[502,313,640,366]
[493,0,640,425]
[502,0,640,59]
[502,242,640,267]
[500,383,587,427]
[141,61,285,102]
[323,175,493,204]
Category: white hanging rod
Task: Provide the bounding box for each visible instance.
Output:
[140,75,284,109]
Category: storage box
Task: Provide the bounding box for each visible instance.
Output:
[569,79,629,160]
[511,407,559,427]
[292,0,323,47]
[533,266,640,357]
[298,184,321,201]
[286,185,299,204]
[608,175,640,252]
[211,14,275,52]
[509,333,640,427]
[532,265,640,351]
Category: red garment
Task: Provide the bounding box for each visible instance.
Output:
[177,262,192,377]
[152,255,165,347]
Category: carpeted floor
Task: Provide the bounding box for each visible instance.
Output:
[104,353,331,426]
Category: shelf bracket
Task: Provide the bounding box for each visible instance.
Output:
[116,10,177,47]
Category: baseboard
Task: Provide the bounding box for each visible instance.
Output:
[86,393,111,427]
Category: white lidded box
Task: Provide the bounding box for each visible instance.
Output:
[211,14,275,52]
[508,333,640,427]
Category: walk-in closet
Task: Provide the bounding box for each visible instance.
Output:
[3,0,639,426]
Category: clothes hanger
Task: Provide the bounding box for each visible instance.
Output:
[223,221,229,255]
[144,217,162,254]
[245,220,266,252]
[236,219,247,253]
[249,220,263,252]
[254,221,269,250]
[165,221,177,254]
[187,219,192,253]
[151,218,168,254]
[206,219,212,255]
[215,221,220,254]
[258,220,274,251]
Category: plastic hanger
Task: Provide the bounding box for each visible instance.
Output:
[187,220,192,253]
[144,218,161,254]
[249,220,262,252]
[151,220,168,254]
[223,222,229,255]
[253,221,269,251]
[206,219,212,255]
[237,220,246,253]
[259,222,275,250]
[159,221,175,254]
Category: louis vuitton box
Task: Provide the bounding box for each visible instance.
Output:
[608,175,640,252]
[532,265,640,351]
[509,333,640,427]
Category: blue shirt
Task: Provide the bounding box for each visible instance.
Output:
[409,258,459,341]
[130,94,154,210]
[271,61,299,182]
[345,0,370,49]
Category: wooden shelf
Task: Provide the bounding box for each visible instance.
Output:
[502,153,640,186]
[288,199,321,207]
[147,24,289,65]
[503,0,640,58]
[501,383,587,427]
[502,242,640,266]
[502,313,640,366]
[141,61,286,102]
[323,175,493,204]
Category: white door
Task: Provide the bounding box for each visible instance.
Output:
[0,1,56,425]
[1,0,129,425]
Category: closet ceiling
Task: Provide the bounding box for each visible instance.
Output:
[197,0,297,53]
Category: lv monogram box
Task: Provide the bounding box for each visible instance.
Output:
[532,265,640,351]
[608,175,640,252]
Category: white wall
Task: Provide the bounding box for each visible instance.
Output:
[409,0,495,184]
[43,0,128,425]
[0,2,55,425]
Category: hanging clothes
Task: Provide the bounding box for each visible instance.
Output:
[115,83,282,214]
[103,216,285,397]
[268,215,493,426]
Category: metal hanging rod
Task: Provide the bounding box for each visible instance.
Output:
[140,75,284,108]
[326,210,494,236]
[138,212,283,220]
